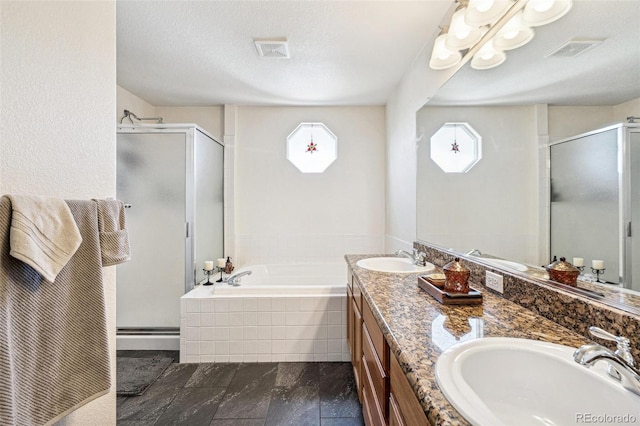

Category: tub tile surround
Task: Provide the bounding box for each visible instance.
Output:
[180,292,350,363]
[345,252,640,425]
[413,241,640,360]
[235,234,384,265]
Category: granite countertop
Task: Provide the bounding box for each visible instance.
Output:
[345,254,592,426]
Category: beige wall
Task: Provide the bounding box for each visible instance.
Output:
[0,1,116,424]
[614,97,640,123]
[116,86,223,140]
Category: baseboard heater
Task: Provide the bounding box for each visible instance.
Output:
[117,327,180,336]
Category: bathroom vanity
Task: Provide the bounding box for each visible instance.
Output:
[345,251,640,425]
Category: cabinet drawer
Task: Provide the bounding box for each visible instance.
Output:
[362,323,388,418]
[363,298,387,366]
[362,354,385,426]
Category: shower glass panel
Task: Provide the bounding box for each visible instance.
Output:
[629,131,640,292]
[194,130,224,285]
[116,125,224,340]
[550,128,619,284]
[116,133,188,329]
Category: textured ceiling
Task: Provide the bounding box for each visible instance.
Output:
[116,0,450,106]
[117,0,640,107]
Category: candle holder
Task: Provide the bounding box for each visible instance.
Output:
[590,267,606,283]
[203,269,215,286]
[216,266,224,282]
[576,266,585,273]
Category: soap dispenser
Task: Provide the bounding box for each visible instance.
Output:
[224,256,235,274]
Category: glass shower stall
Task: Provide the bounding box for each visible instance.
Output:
[550,123,640,290]
[116,124,224,349]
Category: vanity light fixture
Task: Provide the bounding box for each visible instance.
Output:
[429,0,572,71]
[522,0,573,26]
[465,0,511,26]
[429,27,463,70]
[492,10,535,51]
[445,3,485,50]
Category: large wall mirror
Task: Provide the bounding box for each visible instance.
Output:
[416,0,640,313]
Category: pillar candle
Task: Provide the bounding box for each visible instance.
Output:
[217,258,226,268]
[592,260,604,269]
[204,260,214,271]
[573,257,584,267]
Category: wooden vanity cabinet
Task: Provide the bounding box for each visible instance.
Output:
[362,298,389,423]
[348,271,363,400]
[389,354,430,426]
[348,265,429,426]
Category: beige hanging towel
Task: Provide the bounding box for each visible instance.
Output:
[93,199,131,266]
[6,194,82,282]
[0,196,130,426]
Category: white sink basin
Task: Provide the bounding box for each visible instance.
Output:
[436,337,640,426]
[356,257,435,274]
[475,257,528,272]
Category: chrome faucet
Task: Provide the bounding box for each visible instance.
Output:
[574,326,640,396]
[465,249,482,257]
[226,270,252,286]
[394,249,427,266]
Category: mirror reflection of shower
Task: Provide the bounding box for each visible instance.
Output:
[119,109,163,124]
[431,314,484,352]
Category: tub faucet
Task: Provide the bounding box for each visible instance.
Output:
[574,326,640,396]
[395,249,427,266]
[226,270,252,286]
[465,249,482,257]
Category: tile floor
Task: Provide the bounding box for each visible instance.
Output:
[117,351,364,426]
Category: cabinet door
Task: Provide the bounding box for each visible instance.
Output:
[353,297,363,400]
[347,286,353,356]
[389,393,406,426]
[390,354,429,426]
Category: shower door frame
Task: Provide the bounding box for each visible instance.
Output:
[116,124,224,346]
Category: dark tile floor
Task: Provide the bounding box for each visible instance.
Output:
[117,351,364,426]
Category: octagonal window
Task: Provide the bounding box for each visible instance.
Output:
[430,122,482,173]
[287,123,337,173]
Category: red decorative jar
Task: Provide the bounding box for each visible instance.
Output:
[443,257,471,294]
[545,257,580,287]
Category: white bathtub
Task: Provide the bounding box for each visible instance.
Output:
[212,263,346,295]
[180,263,350,363]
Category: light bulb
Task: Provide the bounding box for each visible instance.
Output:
[481,50,495,60]
[532,0,555,12]
[456,29,471,40]
[476,0,494,13]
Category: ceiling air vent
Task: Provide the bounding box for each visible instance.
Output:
[254,39,290,59]
[546,39,604,58]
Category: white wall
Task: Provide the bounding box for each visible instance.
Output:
[0,1,116,424]
[416,106,539,264]
[384,28,459,254]
[234,106,386,265]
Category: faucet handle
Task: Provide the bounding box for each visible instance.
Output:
[589,326,630,345]
[589,326,635,367]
